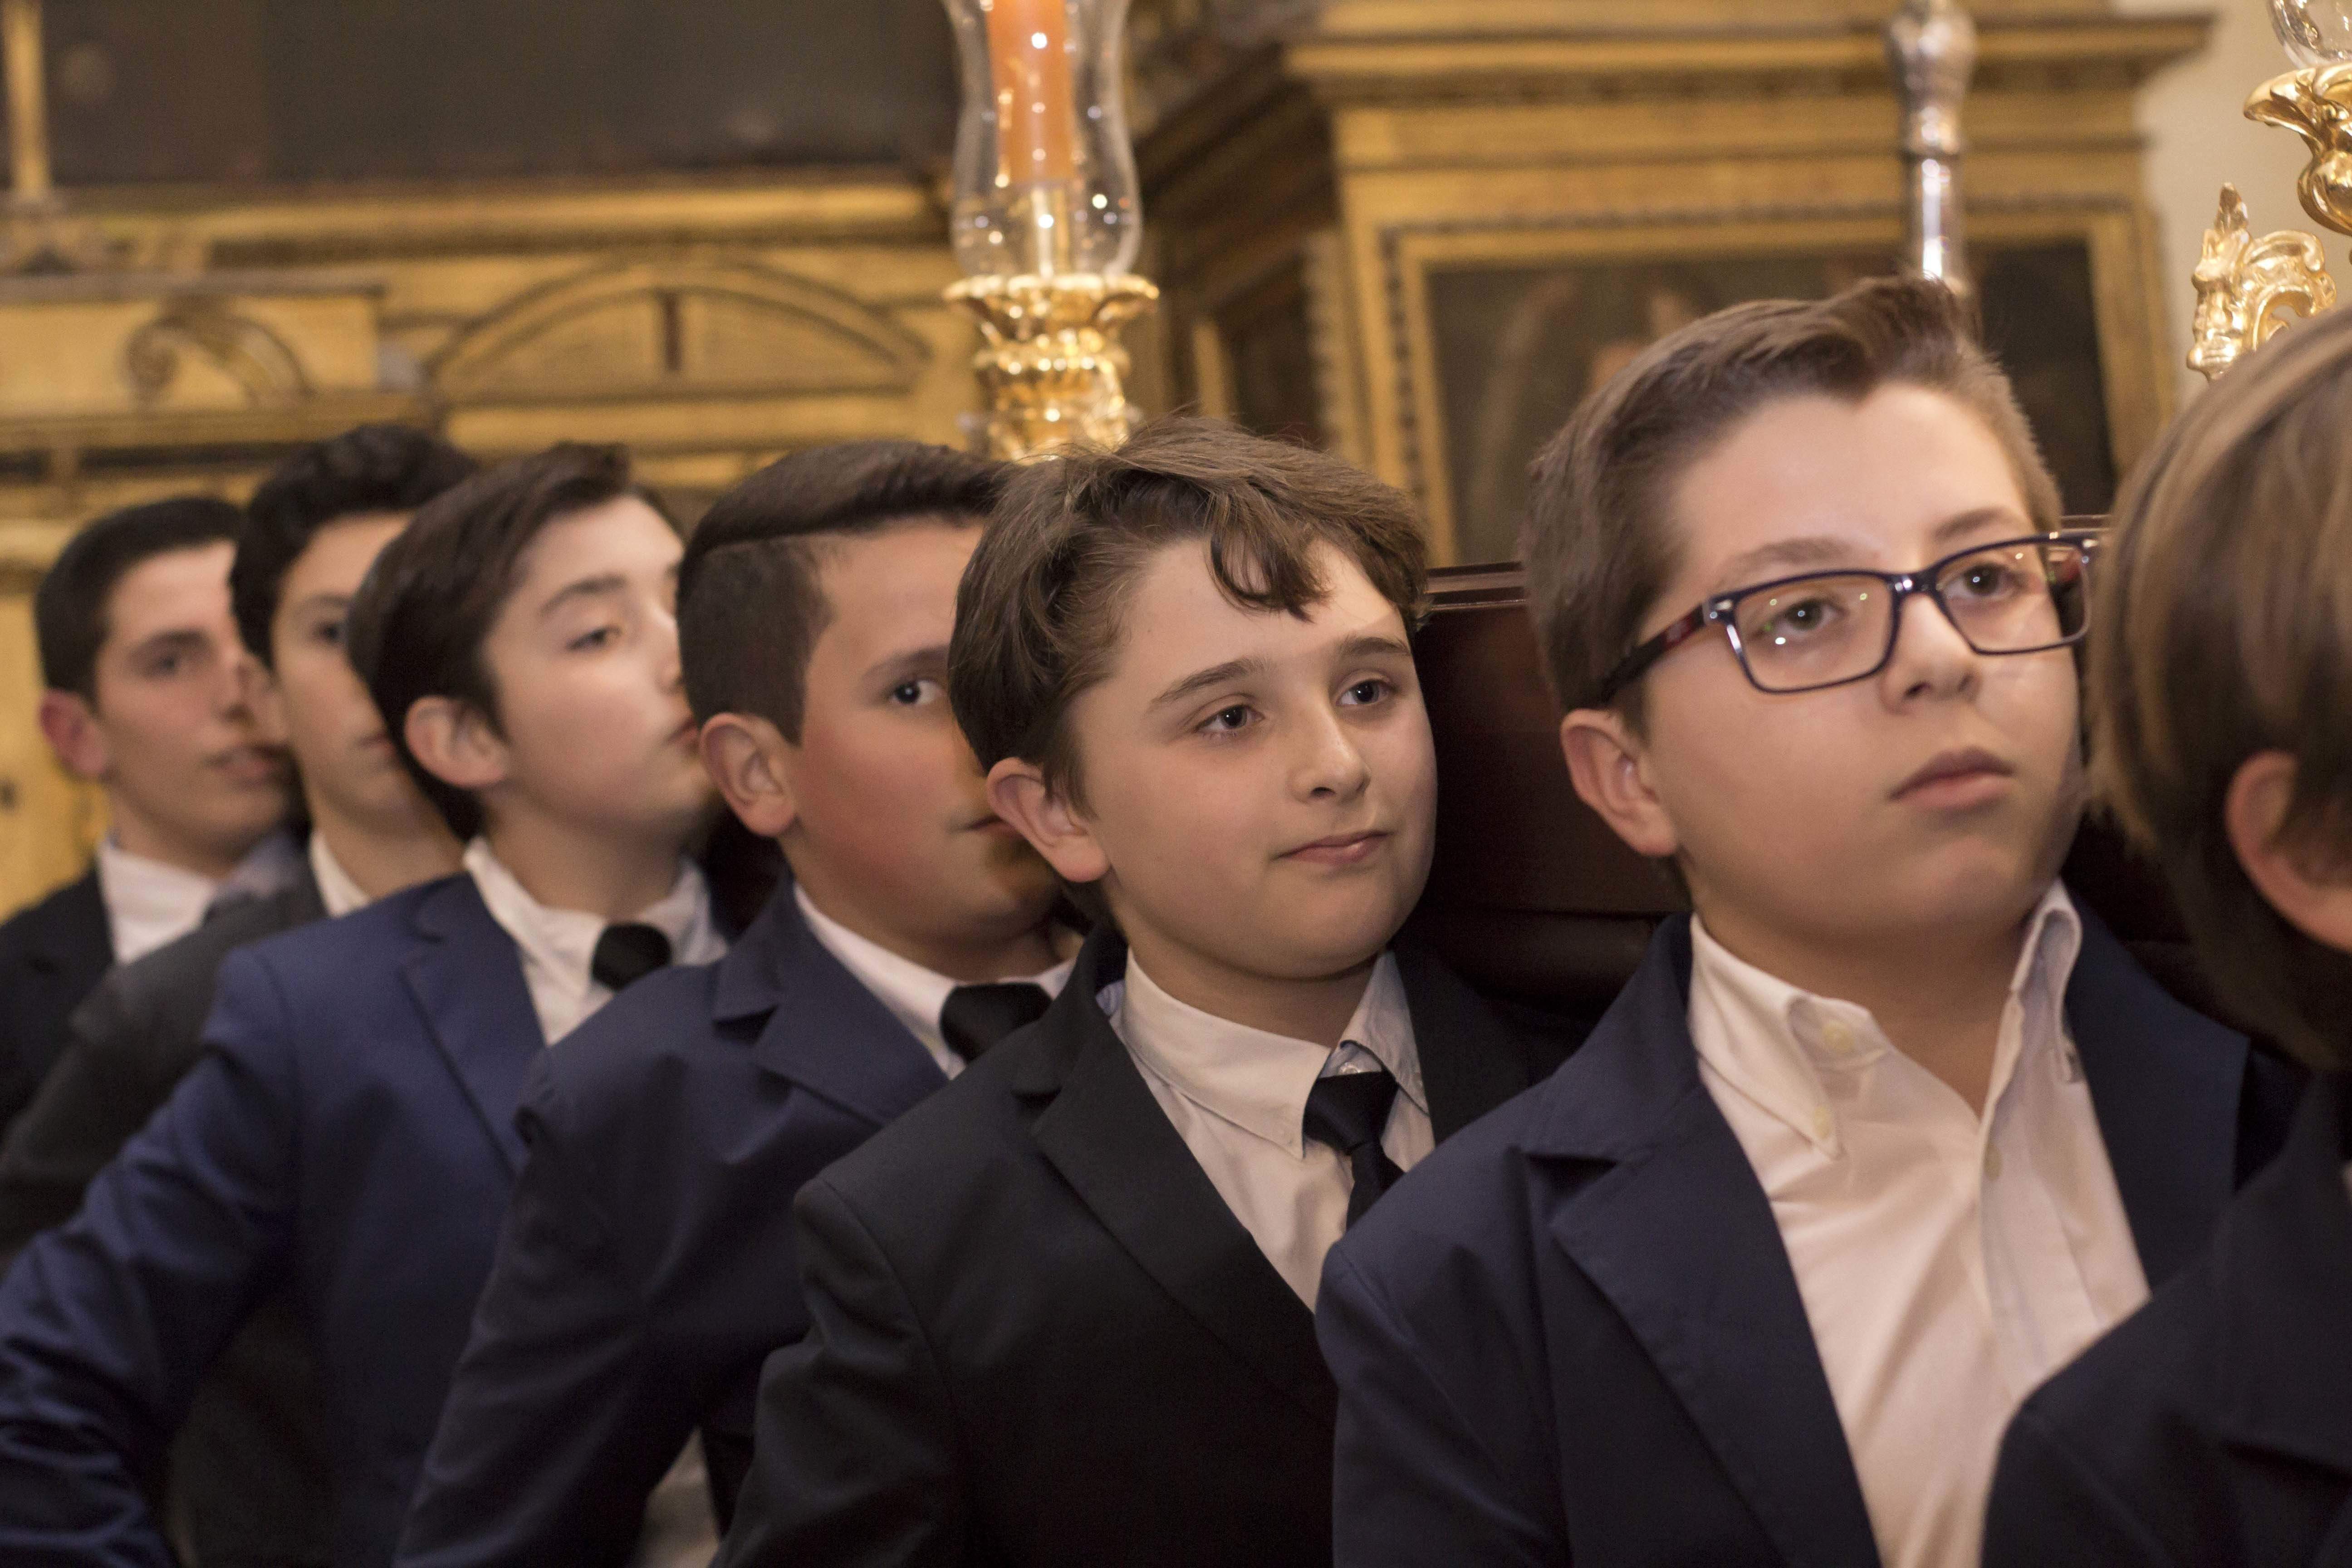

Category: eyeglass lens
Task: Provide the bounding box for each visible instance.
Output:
[1732,539,2090,693]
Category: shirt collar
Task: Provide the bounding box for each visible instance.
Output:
[463,837,723,1000]
[1687,882,2083,1157]
[1113,950,1423,1158]
[95,829,303,964]
[792,882,1076,1054]
[307,833,372,919]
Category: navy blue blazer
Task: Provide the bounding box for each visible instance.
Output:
[1983,1072,2352,1568]
[396,885,952,1568]
[0,873,544,1568]
[1316,907,2301,1568]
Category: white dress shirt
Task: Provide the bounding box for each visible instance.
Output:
[793,884,1075,1079]
[95,829,304,964]
[1688,882,2147,1568]
[1109,951,1431,1307]
[306,833,371,920]
[462,839,727,1046]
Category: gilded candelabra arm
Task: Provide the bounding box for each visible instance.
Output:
[2248,64,2352,237]
[948,273,1161,462]
[1886,0,1980,299]
[2189,184,2337,381]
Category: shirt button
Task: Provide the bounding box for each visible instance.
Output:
[1821,1020,1857,1055]
[1812,1105,1834,1142]
[1984,1145,2004,1181]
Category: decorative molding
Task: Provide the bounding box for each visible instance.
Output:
[122,295,311,407]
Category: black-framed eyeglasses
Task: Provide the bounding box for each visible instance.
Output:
[1592,530,2102,704]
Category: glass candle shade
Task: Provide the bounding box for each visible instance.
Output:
[945,0,1142,279]
[2277,0,2352,67]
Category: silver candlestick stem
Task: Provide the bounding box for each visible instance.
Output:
[1886,0,1980,304]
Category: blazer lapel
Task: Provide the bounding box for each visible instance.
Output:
[1016,931,1333,1425]
[1529,919,1880,1568]
[2067,908,2252,1287]
[28,867,111,984]
[402,876,544,1174]
[1394,942,1541,1141]
[721,888,947,1130]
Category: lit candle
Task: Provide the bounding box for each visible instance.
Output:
[985,0,1078,186]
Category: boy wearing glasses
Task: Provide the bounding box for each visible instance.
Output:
[1315,278,2299,1568]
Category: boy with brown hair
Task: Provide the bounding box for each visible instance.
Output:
[1981,302,2352,1568]
[1315,278,2298,1568]
[716,417,1569,1568]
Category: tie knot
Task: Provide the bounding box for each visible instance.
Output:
[1303,1062,1400,1158]
[592,922,672,993]
[940,982,1053,1063]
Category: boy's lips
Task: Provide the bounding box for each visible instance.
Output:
[1282,829,1390,866]
[1892,747,2015,806]
[210,745,286,785]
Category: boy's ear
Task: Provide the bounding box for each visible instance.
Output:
[1560,708,1680,860]
[700,712,798,840]
[36,690,109,782]
[987,758,1111,886]
[2227,750,2352,953]
[404,696,510,796]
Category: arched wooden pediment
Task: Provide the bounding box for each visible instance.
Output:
[433,260,931,403]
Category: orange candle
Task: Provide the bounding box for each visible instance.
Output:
[985,0,1078,185]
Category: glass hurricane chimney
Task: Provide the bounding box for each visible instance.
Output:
[944,0,1142,280]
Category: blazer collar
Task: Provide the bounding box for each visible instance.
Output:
[1006,927,1333,1426]
[402,875,544,1174]
[710,885,946,1130]
[2064,905,2252,1287]
[2217,1073,2352,1475]
[1393,941,1542,1142]
[1526,916,1882,1568]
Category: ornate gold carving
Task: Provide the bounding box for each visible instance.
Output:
[947,273,1160,460]
[2189,184,2336,382]
[122,295,310,407]
[2248,65,2352,237]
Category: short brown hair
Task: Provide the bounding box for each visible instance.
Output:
[950,416,1428,805]
[347,442,672,840]
[678,441,1008,738]
[1524,277,2061,720]
[2092,307,2352,1071]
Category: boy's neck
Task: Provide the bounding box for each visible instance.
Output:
[481,811,684,923]
[791,865,1064,985]
[1123,928,1379,1052]
[1696,897,2038,1116]
[103,794,249,882]
[309,798,462,904]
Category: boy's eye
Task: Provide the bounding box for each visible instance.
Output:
[888,678,944,706]
[1199,704,1254,735]
[312,620,345,649]
[1338,678,1391,707]
[568,625,620,652]
[1947,560,2028,601]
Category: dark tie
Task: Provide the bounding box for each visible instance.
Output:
[591,923,672,993]
[1303,1061,1405,1228]
[940,982,1052,1063]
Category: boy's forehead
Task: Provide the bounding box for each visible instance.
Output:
[1669,386,2029,585]
[809,519,980,654]
[1111,536,1403,677]
[102,540,235,648]
[509,496,678,594]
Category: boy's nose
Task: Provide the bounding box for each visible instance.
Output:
[1294,709,1372,800]
[1881,589,1982,704]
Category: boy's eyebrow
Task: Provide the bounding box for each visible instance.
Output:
[122,628,213,664]
[1338,633,1414,662]
[864,643,951,681]
[536,574,628,619]
[1151,657,1268,711]
[1709,507,2038,593]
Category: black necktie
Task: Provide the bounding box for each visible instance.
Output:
[1303,1061,1405,1228]
[940,982,1052,1063]
[591,923,672,993]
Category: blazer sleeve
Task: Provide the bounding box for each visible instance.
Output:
[0,977,173,1261]
[717,1175,965,1568]
[397,1053,696,1568]
[1317,1245,1569,1568]
[0,948,302,1568]
[1980,1404,2178,1568]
